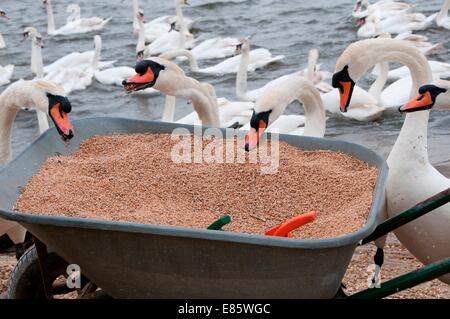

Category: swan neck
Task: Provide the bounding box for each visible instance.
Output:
[0,87,21,165]
[300,83,326,137]
[47,1,56,34]
[0,33,5,48]
[162,95,176,122]
[92,39,102,69]
[132,0,139,30]
[387,111,430,171]
[176,2,187,49]
[438,0,450,21]
[183,78,220,127]
[236,45,250,100]
[136,17,146,53]
[31,41,44,78]
[368,62,388,103]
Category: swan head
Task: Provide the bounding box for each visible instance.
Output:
[0,9,9,19]
[26,80,74,141]
[400,85,447,113]
[66,4,80,13]
[23,27,44,48]
[332,65,355,113]
[234,37,250,56]
[42,0,51,6]
[244,109,272,152]
[176,0,190,6]
[122,59,166,92]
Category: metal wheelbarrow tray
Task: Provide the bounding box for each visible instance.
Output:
[0,117,388,299]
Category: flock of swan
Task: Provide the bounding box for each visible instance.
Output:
[0,0,449,286]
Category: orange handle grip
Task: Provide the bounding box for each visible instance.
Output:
[265,211,318,238]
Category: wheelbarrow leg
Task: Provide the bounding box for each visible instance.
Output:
[33,237,53,299]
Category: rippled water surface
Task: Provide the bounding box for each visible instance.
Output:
[1,0,449,173]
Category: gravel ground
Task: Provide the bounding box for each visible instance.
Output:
[1,234,449,299]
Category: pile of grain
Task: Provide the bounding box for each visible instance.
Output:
[14,133,378,239]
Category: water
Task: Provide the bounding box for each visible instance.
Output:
[1,0,449,174]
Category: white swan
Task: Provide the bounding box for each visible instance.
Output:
[95,67,137,87]
[357,12,435,37]
[333,38,450,283]
[160,45,284,75]
[242,74,326,151]
[123,58,220,127]
[182,37,241,61]
[43,38,116,75]
[43,0,111,36]
[0,9,9,49]
[436,0,450,29]
[132,0,194,38]
[236,43,331,101]
[45,35,102,94]
[137,7,195,57]
[353,0,415,19]
[0,79,74,252]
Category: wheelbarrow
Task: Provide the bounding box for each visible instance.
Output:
[0,117,448,299]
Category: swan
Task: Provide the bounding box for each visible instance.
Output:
[23,27,51,133]
[43,0,111,36]
[0,9,9,49]
[159,45,284,75]
[132,0,194,37]
[123,58,220,127]
[45,35,103,94]
[353,0,415,19]
[43,37,116,75]
[235,41,327,102]
[181,37,241,61]
[137,7,195,57]
[332,38,450,283]
[0,79,74,255]
[124,58,254,127]
[242,74,326,151]
[436,0,450,29]
[356,12,435,37]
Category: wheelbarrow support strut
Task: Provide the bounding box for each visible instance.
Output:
[348,187,450,298]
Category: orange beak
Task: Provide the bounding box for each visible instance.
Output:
[339,81,354,113]
[50,103,74,141]
[244,120,267,152]
[400,92,433,113]
[123,68,155,92]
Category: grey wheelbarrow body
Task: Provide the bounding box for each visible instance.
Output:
[0,117,391,298]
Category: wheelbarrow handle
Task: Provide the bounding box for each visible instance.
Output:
[348,257,450,299]
[361,187,450,245]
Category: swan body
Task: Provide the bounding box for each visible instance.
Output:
[357,13,435,37]
[181,37,241,61]
[0,79,74,246]
[132,0,194,37]
[353,0,415,19]
[161,47,284,75]
[334,38,450,283]
[436,0,450,29]
[95,67,136,86]
[0,64,14,86]
[44,0,111,36]
[393,32,443,56]
[45,35,103,94]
